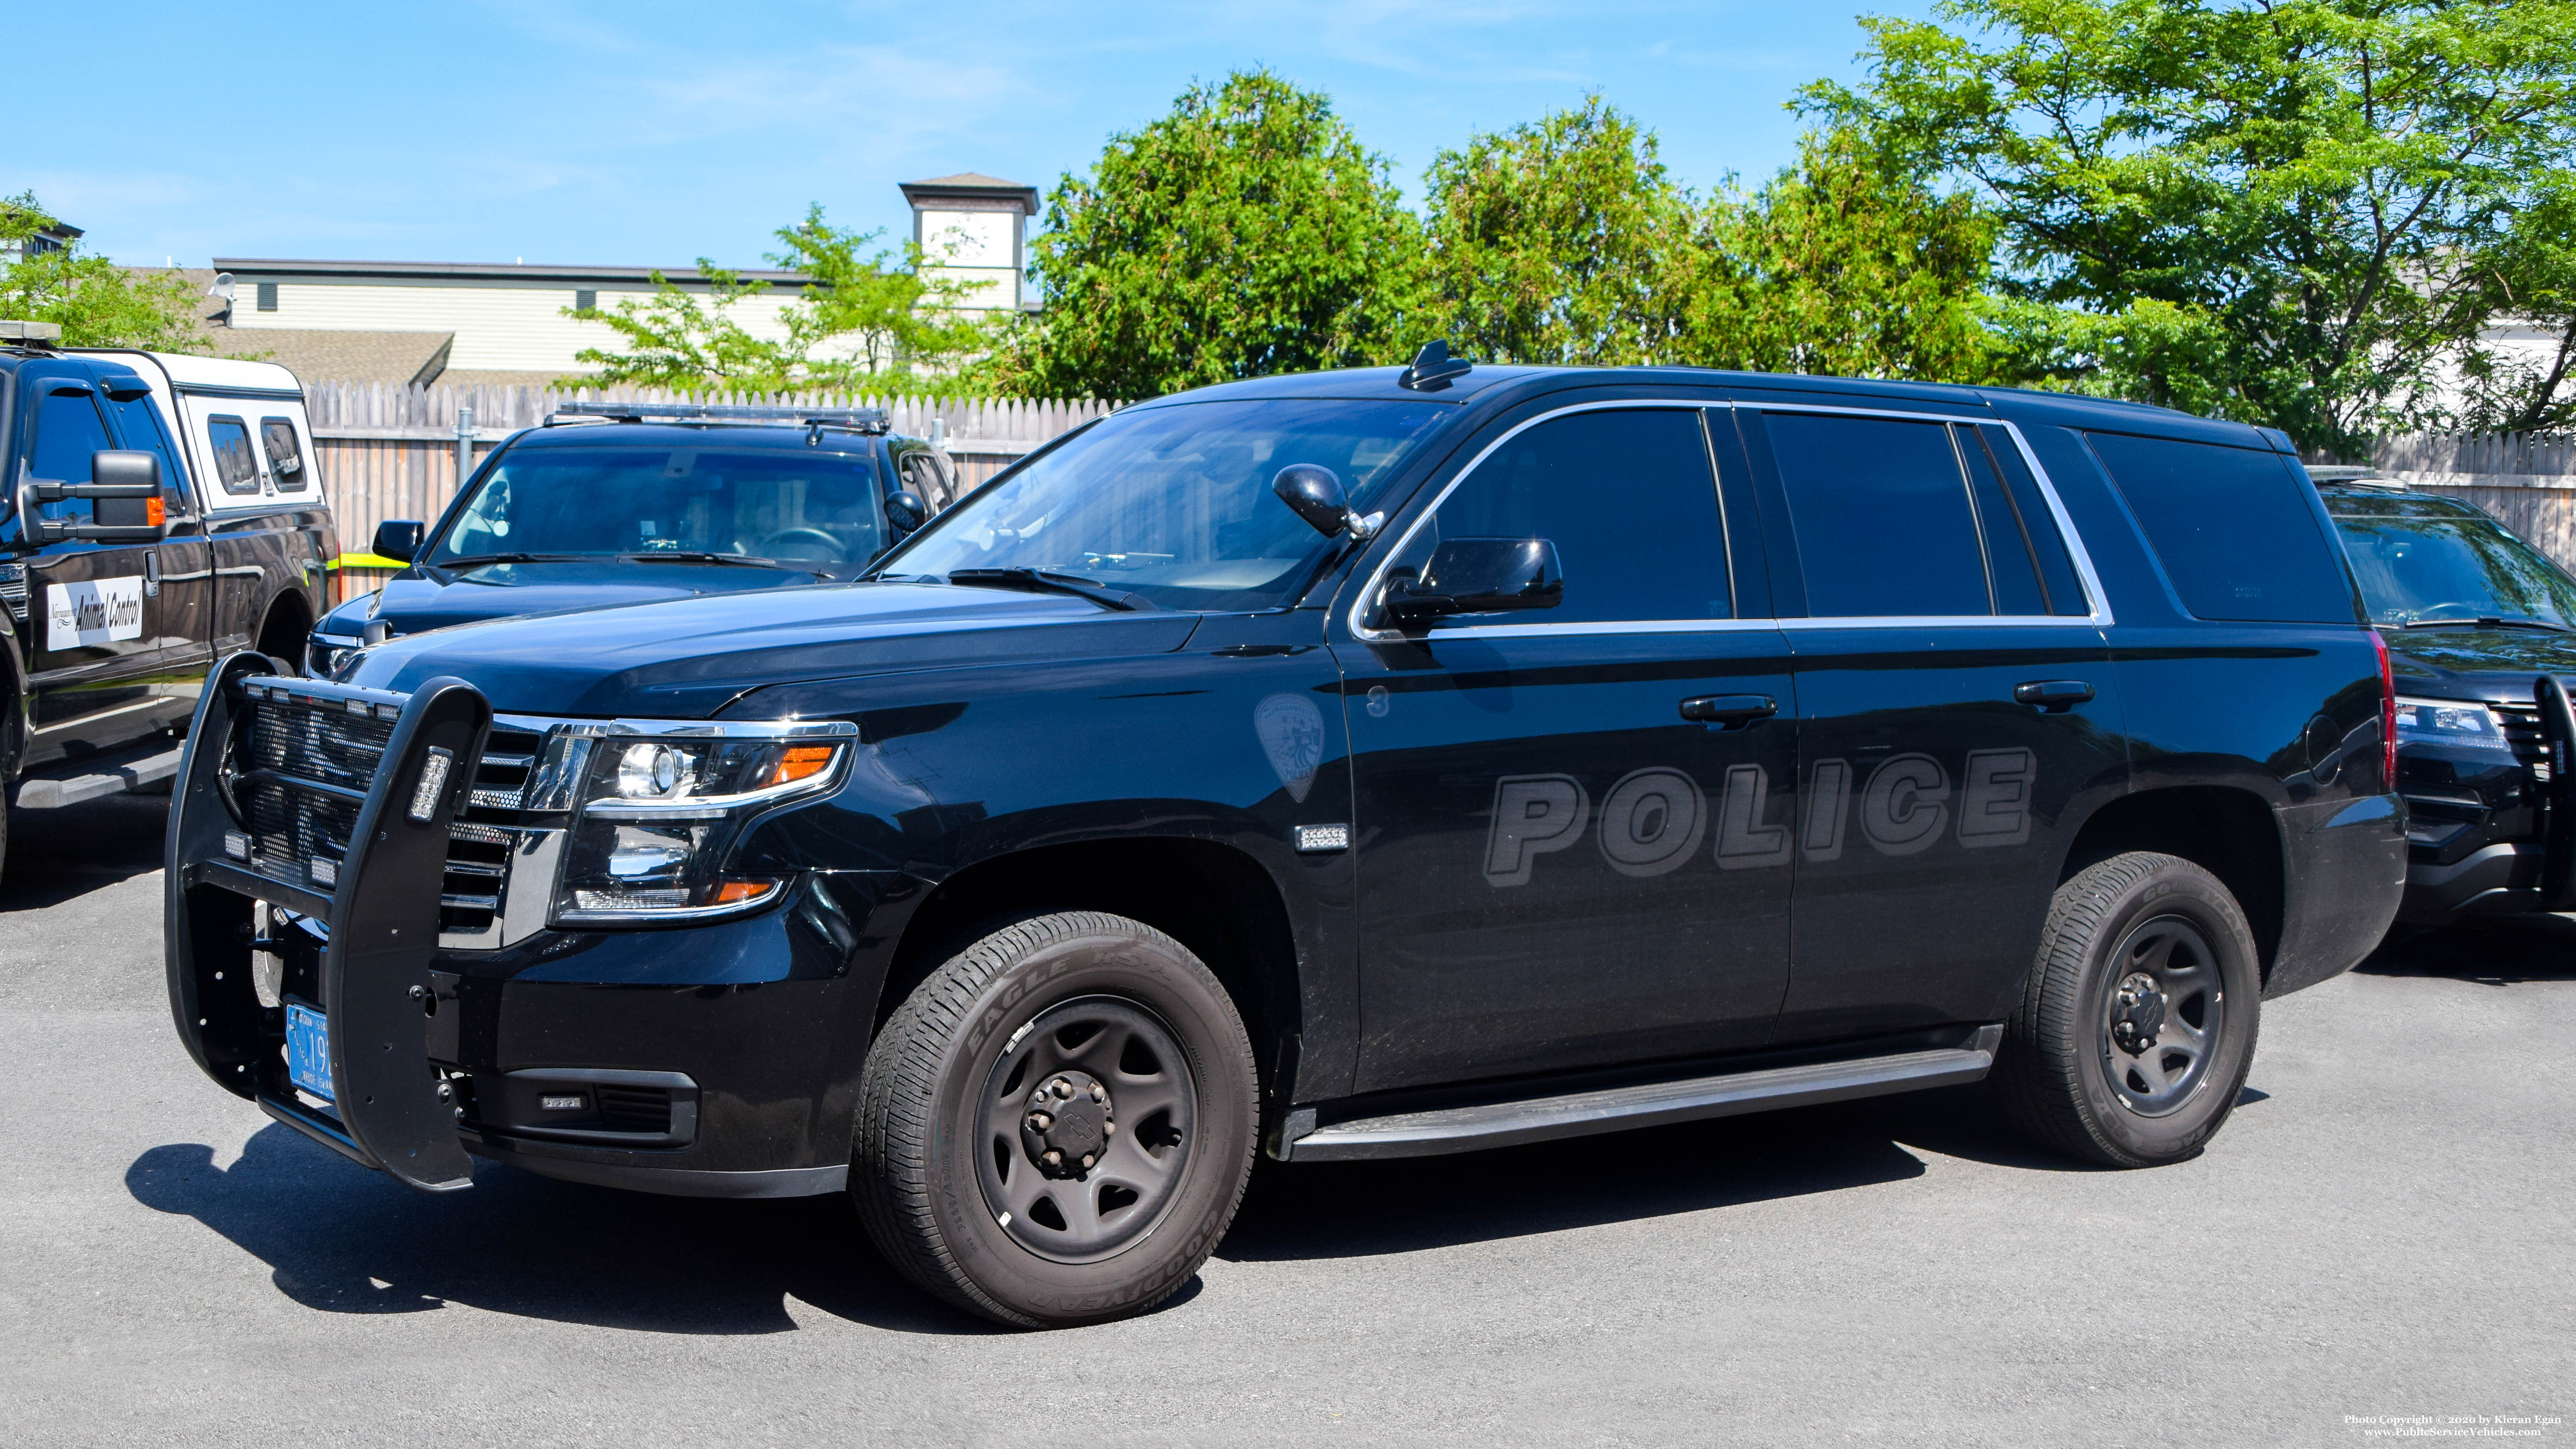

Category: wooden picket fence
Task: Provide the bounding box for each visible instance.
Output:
[2364,431,2576,569]
[304,381,1119,600]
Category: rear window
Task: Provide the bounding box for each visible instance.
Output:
[2085,432,2354,623]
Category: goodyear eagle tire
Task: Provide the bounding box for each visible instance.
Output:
[1993,852,2261,1168]
[852,911,1257,1328]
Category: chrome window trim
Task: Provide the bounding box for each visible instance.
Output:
[1344,397,2117,643]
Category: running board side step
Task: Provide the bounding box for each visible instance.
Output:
[1280,1025,2003,1162]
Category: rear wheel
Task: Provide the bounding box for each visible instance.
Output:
[1993,852,2261,1167]
[853,911,1258,1328]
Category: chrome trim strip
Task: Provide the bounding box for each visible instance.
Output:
[1344,396,2117,642]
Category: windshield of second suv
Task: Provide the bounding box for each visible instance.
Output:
[875,399,1455,611]
[2332,508,2576,628]
[426,444,882,574]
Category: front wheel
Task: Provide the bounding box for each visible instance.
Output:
[852,911,1258,1328]
[1992,852,2262,1168]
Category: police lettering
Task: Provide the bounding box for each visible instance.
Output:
[1481,748,2037,887]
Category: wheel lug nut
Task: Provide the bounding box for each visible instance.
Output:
[1103,1120,1115,1136]
[1089,1083,1106,1102]
[1027,1113,1052,1132]
[1050,1077,1072,1098]
[1081,1154,1095,1169]
[1041,1149,1062,1166]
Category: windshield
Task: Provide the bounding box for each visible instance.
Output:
[878,399,1455,611]
[2332,508,2576,628]
[426,444,883,573]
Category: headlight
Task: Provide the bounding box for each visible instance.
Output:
[2393,696,2514,754]
[536,719,856,925]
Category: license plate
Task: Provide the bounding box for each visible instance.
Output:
[285,1002,334,1101]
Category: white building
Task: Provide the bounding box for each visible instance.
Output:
[207,174,1040,387]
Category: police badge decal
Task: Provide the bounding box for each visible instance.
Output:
[1254,693,1326,804]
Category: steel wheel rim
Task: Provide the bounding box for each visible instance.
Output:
[972,995,1199,1265]
[2096,914,2226,1118]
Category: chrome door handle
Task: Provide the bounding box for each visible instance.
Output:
[1680,694,1777,728]
[2013,680,2095,711]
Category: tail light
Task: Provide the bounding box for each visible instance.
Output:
[2373,627,2398,789]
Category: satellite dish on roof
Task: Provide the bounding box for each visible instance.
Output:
[207,272,235,302]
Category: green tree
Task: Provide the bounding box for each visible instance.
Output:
[570,206,983,392]
[1806,0,2576,452]
[1,193,209,351]
[999,70,1426,399]
[1686,127,1999,381]
[2454,174,2576,432]
[1420,97,1697,366]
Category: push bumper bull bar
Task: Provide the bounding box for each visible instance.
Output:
[163,651,493,1192]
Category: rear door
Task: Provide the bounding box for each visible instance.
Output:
[103,385,214,683]
[1731,403,2128,1045]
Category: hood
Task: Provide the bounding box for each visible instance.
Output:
[341,580,1203,717]
[325,558,823,638]
[2384,625,2576,700]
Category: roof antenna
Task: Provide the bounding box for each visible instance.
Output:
[1398,340,1473,392]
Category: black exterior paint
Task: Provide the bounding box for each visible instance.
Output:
[0,348,334,784]
[165,364,2407,1196]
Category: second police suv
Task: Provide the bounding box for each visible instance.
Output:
[165,346,2406,1329]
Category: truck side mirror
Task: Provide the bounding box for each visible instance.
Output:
[885,491,927,535]
[372,519,424,563]
[20,451,168,544]
[1381,538,1564,624]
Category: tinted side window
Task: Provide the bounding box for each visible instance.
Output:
[1973,424,2088,615]
[1765,411,1989,617]
[260,418,307,492]
[207,416,261,495]
[107,394,190,514]
[33,388,111,484]
[1399,407,1731,625]
[2086,432,2354,623]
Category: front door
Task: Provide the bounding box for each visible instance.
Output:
[15,370,178,762]
[1729,404,2128,1046]
[1340,402,1797,1094]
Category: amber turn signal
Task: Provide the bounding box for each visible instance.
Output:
[146,497,166,527]
[711,880,778,906]
[763,744,837,787]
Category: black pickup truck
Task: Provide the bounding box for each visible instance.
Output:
[0,326,334,872]
[165,352,2404,1328]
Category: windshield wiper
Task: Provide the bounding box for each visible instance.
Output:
[425,552,587,574]
[946,567,1154,612]
[621,551,820,575]
[2402,615,2576,634]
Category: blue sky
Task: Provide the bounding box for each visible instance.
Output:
[7,0,1936,270]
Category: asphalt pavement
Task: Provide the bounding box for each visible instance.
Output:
[1,793,2568,1448]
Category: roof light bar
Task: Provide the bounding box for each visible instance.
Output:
[549,402,890,433]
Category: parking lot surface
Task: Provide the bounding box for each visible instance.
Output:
[2,795,2568,1448]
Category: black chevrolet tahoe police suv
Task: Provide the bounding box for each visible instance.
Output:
[305,403,961,677]
[2320,481,2576,921]
[165,354,2406,1328]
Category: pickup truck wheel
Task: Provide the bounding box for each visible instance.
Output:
[852,911,1257,1328]
[1992,852,2261,1168]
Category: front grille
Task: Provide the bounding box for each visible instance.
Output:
[2492,702,2551,776]
[231,687,399,889]
[596,1085,673,1134]
[437,724,545,938]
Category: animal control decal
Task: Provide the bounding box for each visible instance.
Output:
[45,576,145,651]
[1482,750,2036,887]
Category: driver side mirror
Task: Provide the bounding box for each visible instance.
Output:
[371,519,424,564]
[1380,538,1563,625]
[20,450,168,545]
[885,490,927,536]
